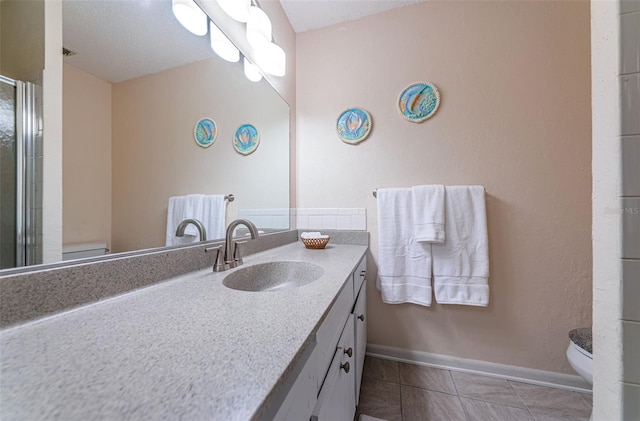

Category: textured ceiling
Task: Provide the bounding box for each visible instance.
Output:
[63,0,215,83]
[278,0,424,33]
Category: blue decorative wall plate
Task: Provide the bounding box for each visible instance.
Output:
[193,118,218,148]
[336,108,372,144]
[398,82,441,123]
[233,124,260,155]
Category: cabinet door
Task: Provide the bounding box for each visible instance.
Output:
[353,280,367,405]
[312,316,356,421]
[273,347,318,421]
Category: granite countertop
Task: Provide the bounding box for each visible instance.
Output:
[0,242,367,420]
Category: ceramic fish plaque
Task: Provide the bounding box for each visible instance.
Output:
[398,82,440,123]
[336,108,372,144]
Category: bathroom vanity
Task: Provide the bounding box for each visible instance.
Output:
[0,235,368,420]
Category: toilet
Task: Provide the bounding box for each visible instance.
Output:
[62,243,109,261]
[566,327,593,385]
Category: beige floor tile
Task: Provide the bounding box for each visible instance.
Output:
[451,371,526,408]
[399,363,457,394]
[357,377,402,421]
[364,356,400,383]
[401,385,466,421]
[510,381,592,421]
[461,397,534,421]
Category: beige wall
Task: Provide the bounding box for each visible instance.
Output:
[0,0,44,82]
[296,1,592,374]
[111,57,289,253]
[62,63,112,248]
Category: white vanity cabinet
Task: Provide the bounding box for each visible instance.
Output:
[271,255,367,421]
[312,255,367,421]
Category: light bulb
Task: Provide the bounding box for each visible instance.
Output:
[210,22,239,63]
[172,0,208,36]
[256,42,286,77]
[243,57,262,82]
[246,6,272,50]
[216,0,251,22]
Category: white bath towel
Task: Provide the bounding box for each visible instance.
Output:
[432,186,489,306]
[376,188,433,306]
[411,185,445,243]
[165,194,226,246]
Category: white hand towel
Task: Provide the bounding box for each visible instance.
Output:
[200,195,226,241]
[165,194,226,246]
[411,185,445,243]
[166,194,202,246]
[376,188,433,306]
[432,186,489,306]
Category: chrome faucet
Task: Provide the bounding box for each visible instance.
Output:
[205,219,259,272]
[175,218,207,242]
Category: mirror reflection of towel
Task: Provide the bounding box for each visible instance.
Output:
[165,194,226,246]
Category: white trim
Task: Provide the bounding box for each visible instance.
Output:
[366,343,592,394]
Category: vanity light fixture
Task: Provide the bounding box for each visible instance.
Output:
[210,21,240,62]
[243,57,263,82]
[246,6,272,50]
[172,0,208,36]
[216,0,251,23]
[256,42,286,77]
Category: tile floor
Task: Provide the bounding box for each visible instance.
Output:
[356,356,593,421]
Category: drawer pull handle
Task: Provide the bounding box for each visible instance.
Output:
[360,270,366,277]
[344,347,353,358]
[358,314,365,322]
[340,362,350,373]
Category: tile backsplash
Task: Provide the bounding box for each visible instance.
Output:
[294,208,367,231]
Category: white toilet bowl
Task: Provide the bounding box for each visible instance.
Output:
[566,340,593,385]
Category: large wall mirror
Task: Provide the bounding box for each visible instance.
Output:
[1,0,290,272]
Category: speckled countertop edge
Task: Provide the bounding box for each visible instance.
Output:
[0,242,368,421]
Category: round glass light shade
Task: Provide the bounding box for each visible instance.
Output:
[209,22,239,62]
[172,0,208,36]
[256,42,286,77]
[243,58,263,82]
[246,6,272,50]
[216,0,250,22]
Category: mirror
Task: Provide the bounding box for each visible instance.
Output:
[2,0,290,272]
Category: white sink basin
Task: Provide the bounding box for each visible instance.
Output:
[222,261,324,292]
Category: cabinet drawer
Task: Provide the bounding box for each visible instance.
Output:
[315,278,354,389]
[352,256,366,299]
[312,315,356,421]
[353,280,367,405]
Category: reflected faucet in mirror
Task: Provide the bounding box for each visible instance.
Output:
[205,219,259,272]
[175,219,207,242]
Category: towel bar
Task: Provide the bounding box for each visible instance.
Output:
[373,187,485,198]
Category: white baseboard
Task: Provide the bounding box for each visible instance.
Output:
[366,343,592,394]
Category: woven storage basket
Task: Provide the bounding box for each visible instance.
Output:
[301,237,330,249]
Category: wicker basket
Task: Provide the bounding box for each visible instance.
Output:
[301,237,330,249]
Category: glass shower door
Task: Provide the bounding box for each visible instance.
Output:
[0,74,42,269]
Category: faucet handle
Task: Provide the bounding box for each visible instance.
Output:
[205,244,226,272]
[233,241,249,265]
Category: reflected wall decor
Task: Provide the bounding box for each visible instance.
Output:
[193,117,218,147]
[233,124,260,155]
